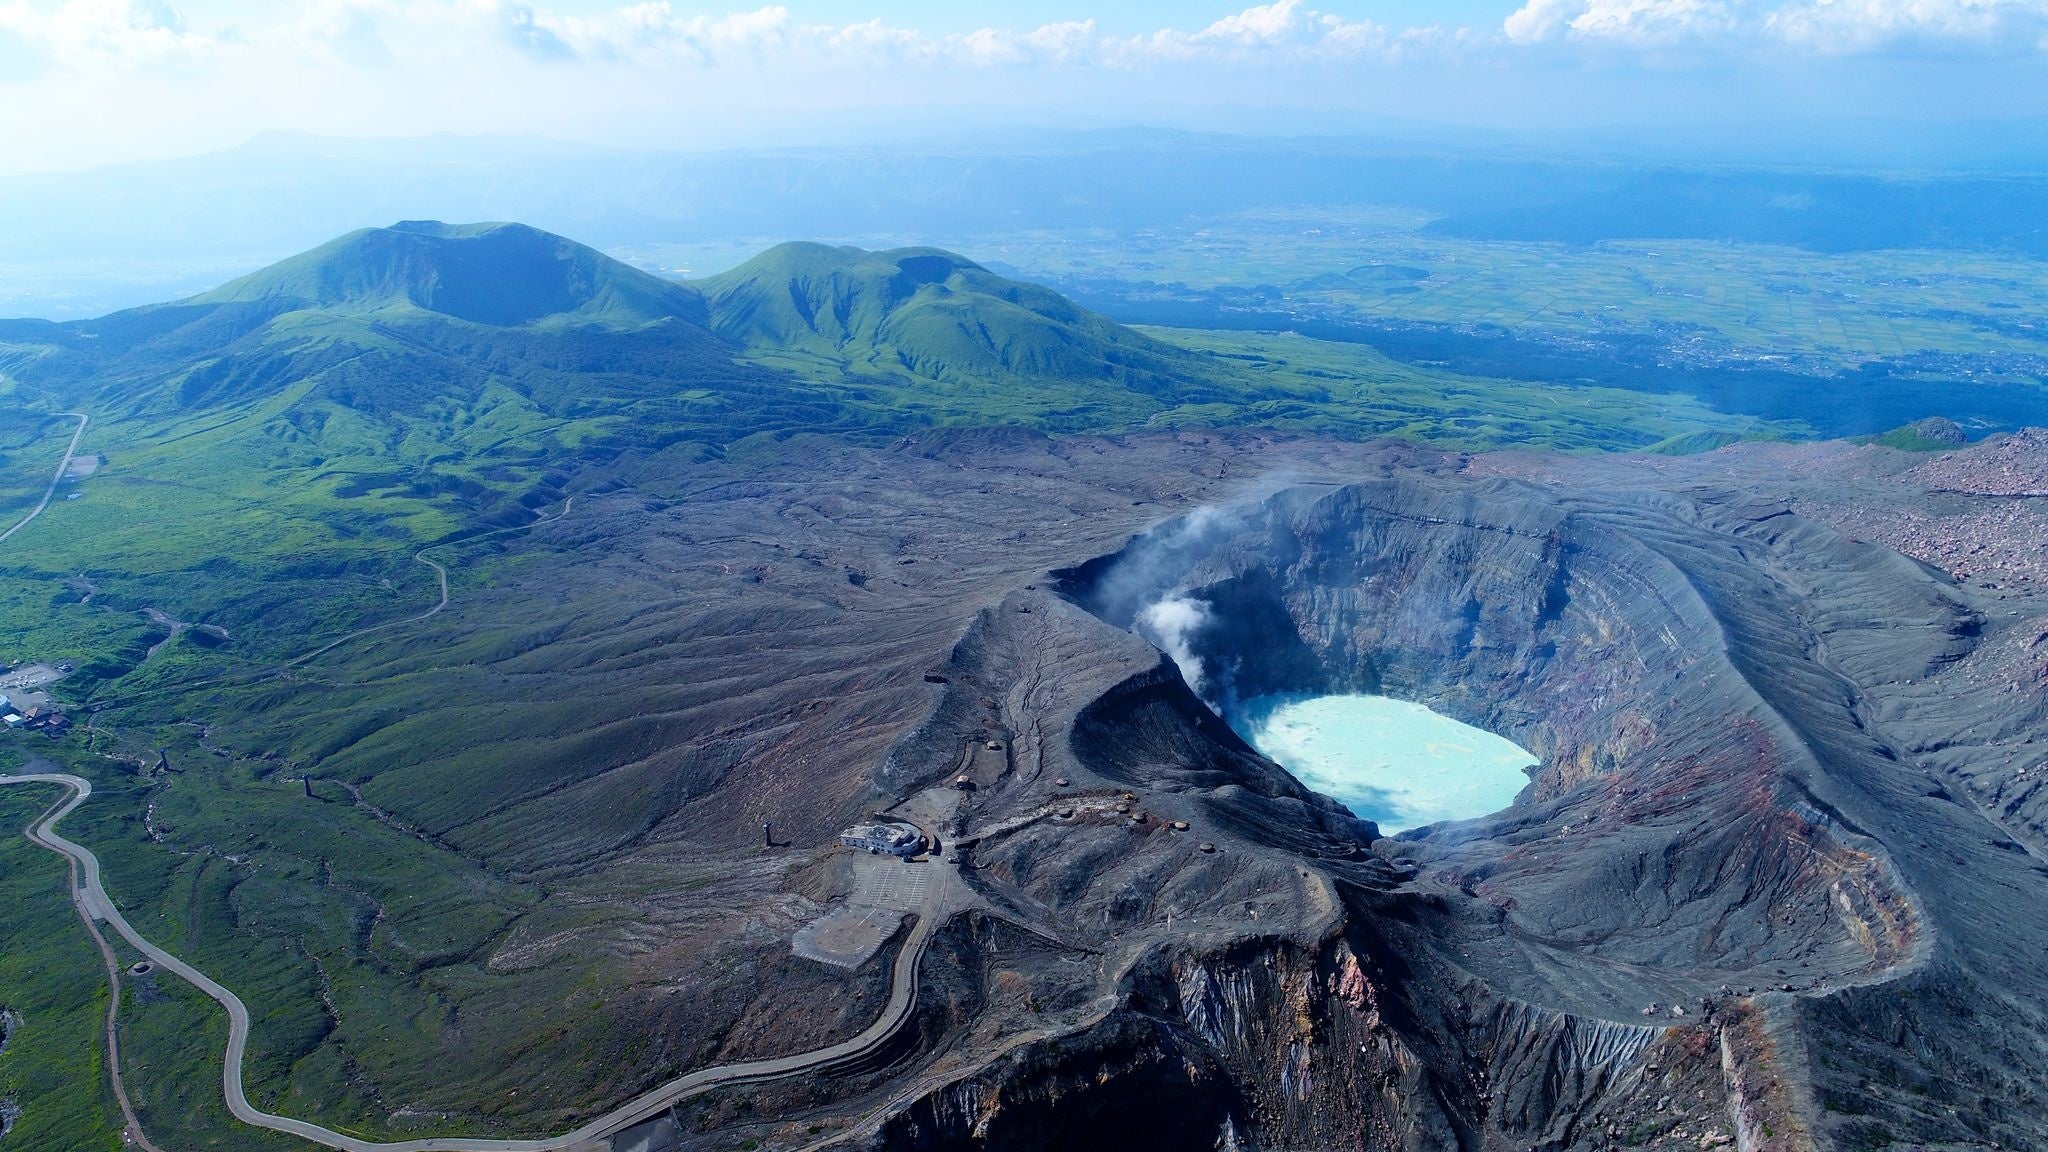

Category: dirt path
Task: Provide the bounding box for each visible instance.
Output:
[284,495,578,671]
[0,770,961,1152]
[104,497,581,711]
[0,412,88,546]
[63,832,171,1152]
[283,553,449,668]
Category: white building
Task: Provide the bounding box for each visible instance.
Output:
[840,822,923,858]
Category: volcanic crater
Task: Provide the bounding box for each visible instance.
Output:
[753,438,2048,1152]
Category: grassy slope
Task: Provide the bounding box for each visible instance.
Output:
[698,242,1256,426]
[2,726,606,1144]
[69,734,571,1140]
[191,220,710,329]
[0,411,76,530]
[695,244,1788,447]
[0,745,321,1152]
[1862,421,1967,451]
[0,778,126,1152]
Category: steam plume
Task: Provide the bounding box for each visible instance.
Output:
[1136,595,1213,698]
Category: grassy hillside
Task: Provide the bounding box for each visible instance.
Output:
[1861,416,1970,452]
[0,222,1798,654]
[0,779,126,1152]
[699,242,1258,423]
[192,221,709,329]
[0,223,1795,681]
[0,225,838,679]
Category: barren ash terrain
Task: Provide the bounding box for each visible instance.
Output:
[209,425,2048,1152]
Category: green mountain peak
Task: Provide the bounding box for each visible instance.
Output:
[698,241,1210,400]
[193,220,707,329]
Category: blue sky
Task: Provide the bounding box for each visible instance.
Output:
[2,1,2045,174]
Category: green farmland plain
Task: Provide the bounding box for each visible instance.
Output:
[626,207,2048,375]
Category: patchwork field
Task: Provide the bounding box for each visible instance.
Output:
[625,208,2048,375]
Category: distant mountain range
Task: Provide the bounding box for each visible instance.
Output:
[8,130,2048,318]
[0,222,1240,437]
[0,221,1325,615]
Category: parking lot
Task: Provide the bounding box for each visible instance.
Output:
[791,854,934,969]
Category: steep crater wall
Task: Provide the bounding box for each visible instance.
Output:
[1057,477,1921,995]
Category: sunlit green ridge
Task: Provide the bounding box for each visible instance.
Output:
[698,240,1229,407]
[194,220,710,329]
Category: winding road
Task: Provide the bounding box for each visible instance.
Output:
[284,553,449,669]
[0,411,88,546]
[284,495,579,671]
[1,771,958,1152]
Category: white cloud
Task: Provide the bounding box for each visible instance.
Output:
[292,1,392,66]
[1504,0,1735,44]
[471,3,801,65]
[1504,0,1575,41]
[402,1,1412,71]
[9,0,2035,85]
[1574,0,1734,42]
[1104,0,1395,63]
[1200,0,1312,44]
[0,0,2043,176]
[822,17,932,64]
[1021,20,1095,63]
[0,0,219,68]
[1503,0,2048,49]
[1767,0,2048,54]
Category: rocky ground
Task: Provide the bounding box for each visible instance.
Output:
[782,427,2048,1152]
[185,427,2048,1150]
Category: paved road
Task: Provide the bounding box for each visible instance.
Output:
[2,771,954,1152]
[0,411,88,545]
[22,778,170,1152]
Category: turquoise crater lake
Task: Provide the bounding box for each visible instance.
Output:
[1228,694,1538,834]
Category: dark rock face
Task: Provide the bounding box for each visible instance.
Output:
[1909,417,1968,447]
[869,1011,1249,1152]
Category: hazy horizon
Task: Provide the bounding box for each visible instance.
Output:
[10,120,2048,322]
[4,1,2048,176]
[8,2,2048,321]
